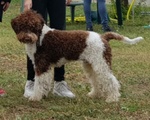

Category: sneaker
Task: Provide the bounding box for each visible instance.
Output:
[102,25,112,32]
[0,89,6,96]
[53,81,75,98]
[23,80,34,98]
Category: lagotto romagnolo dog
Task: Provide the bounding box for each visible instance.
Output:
[11,10,143,102]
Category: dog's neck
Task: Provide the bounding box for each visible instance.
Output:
[39,24,54,46]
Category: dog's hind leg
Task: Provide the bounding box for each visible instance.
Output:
[104,73,121,103]
[91,59,121,103]
[84,52,120,102]
[82,61,103,98]
[29,68,52,101]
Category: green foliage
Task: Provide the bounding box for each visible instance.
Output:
[0,1,150,120]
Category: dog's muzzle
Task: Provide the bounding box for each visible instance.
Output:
[17,32,38,44]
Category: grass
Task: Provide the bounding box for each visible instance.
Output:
[0,0,150,120]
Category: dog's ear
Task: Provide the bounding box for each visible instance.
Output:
[31,10,45,32]
[17,32,38,44]
[11,16,20,34]
[11,10,45,34]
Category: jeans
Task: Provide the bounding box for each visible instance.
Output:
[83,0,108,28]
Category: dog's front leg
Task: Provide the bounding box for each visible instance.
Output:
[29,69,53,101]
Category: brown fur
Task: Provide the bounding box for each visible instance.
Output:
[101,32,124,42]
[35,30,88,75]
[11,10,45,42]
[101,32,125,69]
[11,10,135,76]
[11,10,142,102]
[10,10,117,75]
[102,39,112,69]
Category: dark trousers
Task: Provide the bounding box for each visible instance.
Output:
[0,4,3,22]
[27,0,66,81]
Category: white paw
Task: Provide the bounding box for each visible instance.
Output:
[105,96,119,103]
[29,95,42,101]
[87,91,97,98]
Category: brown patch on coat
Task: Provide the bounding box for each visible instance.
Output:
[101,32,124,42]
[35,30,89,75]
[101,32,125,69]
[102,38,112,69]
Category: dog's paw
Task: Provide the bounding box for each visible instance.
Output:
[87,91,97,98]
[29,95,42,101]
[105,95,120,103]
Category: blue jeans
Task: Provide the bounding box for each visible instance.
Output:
[83,0,108,28]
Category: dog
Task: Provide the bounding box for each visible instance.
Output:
[11,10,143,102]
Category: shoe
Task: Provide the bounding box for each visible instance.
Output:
[102,25,112,32]
[0,89,6,96]
[86,27,93,31]
[53,81,75,98]
[23,80,34,98]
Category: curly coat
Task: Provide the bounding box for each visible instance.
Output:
[11,10,143,102]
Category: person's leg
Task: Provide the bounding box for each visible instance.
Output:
[97,0,112,32]
[97,0,108,26]
[47,0,66,81]
[32,0,47,21]
[24,56,35,98]
[54,66,65,81]
[47,0,65,81]
[83,0,93,30]
[47,0,75,98]
[27,56,35,81]
[0,4,3,22]
[47,0,66,30]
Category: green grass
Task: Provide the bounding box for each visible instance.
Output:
[0,0,150,120]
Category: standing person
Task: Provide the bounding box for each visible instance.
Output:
[0,0,11,96]
[0,0,11,22]
[83,0,112,32]
[23,0,75,98]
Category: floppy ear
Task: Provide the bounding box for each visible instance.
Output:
[17,32,38,44]
[11,17,20,34]
[11,10,45,33]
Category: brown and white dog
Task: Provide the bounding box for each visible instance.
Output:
[11,10,143,102]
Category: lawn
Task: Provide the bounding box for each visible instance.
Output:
[0,0,150,120]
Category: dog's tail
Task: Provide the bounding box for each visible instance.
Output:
[101,32,143,44]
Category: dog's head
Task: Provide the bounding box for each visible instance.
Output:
[11,10,45,44]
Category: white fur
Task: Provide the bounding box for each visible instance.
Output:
[27,30,121,102]
[29,69,53,101]
[53,58,69,67]
[80,32,120,102]
[40,24,55,45]
[25,27,144,102]
[123,36,143,45]
[12,11,143,103]
[25,43,36,64]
